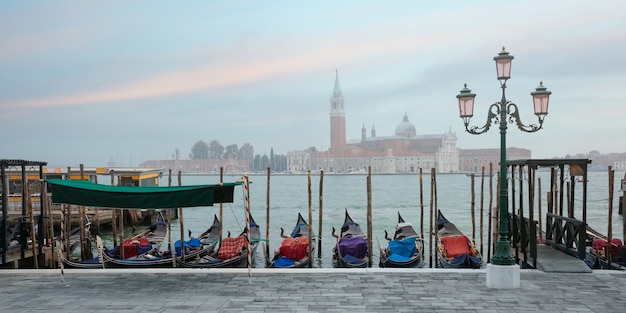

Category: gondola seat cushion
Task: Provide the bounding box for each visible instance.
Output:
[279,236,309,260]
[123,237,151,258]
[218,236,247,260]
[441,235,470,258]
[338,237,367,259]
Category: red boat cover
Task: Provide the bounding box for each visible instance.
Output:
[441,235,471,258]
[279,236,309,260]
[592,238,623,250]
[218,236,247,260]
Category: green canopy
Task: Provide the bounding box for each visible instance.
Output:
[45,179,242,209]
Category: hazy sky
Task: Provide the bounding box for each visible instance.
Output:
[2,1,625,168]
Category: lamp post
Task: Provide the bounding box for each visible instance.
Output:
[457,47,551,267]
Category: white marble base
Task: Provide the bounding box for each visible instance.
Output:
[485,263,520,289]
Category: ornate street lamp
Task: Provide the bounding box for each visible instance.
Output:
[456,47,551,266]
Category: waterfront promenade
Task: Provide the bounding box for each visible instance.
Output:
[1,268,624,312]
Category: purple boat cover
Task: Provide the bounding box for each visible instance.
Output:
[338,237,367,259]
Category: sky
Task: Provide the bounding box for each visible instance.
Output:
[2,1,626,168]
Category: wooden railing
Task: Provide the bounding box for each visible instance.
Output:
[509,213,538,268]
[545,212,586,260]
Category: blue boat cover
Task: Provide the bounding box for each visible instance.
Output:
[449,253,468,267]
[342,254,367,266]
[273,256,296,267]
[174,237,202,255]
[388,237,416,262]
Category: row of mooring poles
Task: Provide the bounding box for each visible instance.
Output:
[264,168,327,268]
[462,164,497,265]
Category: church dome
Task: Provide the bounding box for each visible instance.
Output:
[395,113,416,137]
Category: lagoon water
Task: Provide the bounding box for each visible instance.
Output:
[121,170,625,268]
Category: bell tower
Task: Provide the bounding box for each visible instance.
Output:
[329,70,346,153]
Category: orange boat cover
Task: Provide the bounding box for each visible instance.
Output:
[441,235,471,258]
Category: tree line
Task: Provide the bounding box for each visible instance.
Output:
[188,140,287,172]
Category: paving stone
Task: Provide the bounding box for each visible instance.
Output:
[0,269,625,312]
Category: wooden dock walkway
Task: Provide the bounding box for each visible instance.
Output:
[534,244,591,273]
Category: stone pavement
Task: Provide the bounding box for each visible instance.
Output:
[1,268,625,313]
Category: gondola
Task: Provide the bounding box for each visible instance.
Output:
[585,225,626,270]
[332,210,369,268]
[178,214,261,268]
[57,214,168,269]
[379,212,424,268]
[103,214,217,268]
[436,210,482,268]
[268,212,315,268]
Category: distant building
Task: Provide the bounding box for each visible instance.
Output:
[287,71,460,174]
[458,147,531,173]
[140,159,249,174]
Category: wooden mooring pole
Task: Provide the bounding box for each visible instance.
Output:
[470,174,476,242]
[220,167,224,240]
[419,168,424,239]
[26,183,38,268]
[608,166,614,268]
[623,172,626,246]
[167,169,175,267]
[178,171,184,260]
[318,170,324,260]
[366,166,373,267]
[538,177,543,242]
[307,171,313,267]
[265,167,270,267]
[430,168,439,267]
[480,166,485,256]
[487,163,493,262]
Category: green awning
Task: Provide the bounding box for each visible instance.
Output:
[46,179,242,209]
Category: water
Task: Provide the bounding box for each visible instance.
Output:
[145,170,625,268]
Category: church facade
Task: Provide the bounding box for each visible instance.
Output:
[287,71,460,174]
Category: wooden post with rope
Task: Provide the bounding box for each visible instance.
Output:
[243,174,252,282]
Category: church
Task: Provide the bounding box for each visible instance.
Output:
[287,71,460,174]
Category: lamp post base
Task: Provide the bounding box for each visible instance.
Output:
[486,263,520,289]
